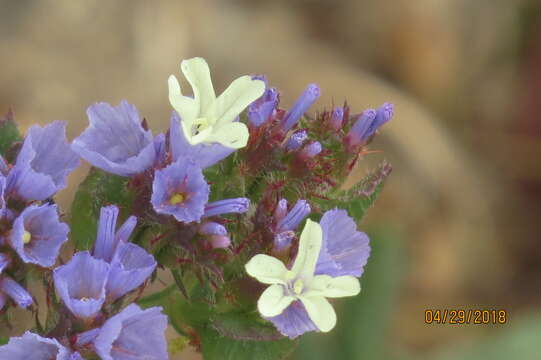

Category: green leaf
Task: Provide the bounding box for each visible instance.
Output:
[70,168,135,250]
[0,337,8,345]
[0,109,22,159]
[200,311,297,360]
[316,161,391,222]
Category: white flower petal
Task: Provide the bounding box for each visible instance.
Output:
[306,275,361,298]
[181,57,216,116]
[258,284,295,317]
[299,295,337,332]
[205,122,249,149]
[245,254,288,285]
[211,76,265,126]
[168,75,198,124]
[291,219,323,279]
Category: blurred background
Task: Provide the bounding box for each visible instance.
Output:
[1,0,540,358]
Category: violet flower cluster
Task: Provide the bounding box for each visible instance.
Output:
[0,56,393,359]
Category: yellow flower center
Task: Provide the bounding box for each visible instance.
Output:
[170,193,186,205]
[293,279,304,295]
[22,231,32,245]
[284,270,295,281]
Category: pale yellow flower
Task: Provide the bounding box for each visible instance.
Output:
[168,57,265,149]
[245,219,360,332]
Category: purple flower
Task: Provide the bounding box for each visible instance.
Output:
[281,84,320,132]
[151,157,210,223]
[299,141,322,158]
[275,199,310,233]
[93,205,137,263]
[93,304,168,360]
[106,243,156,301]
[91,205,155,301]
[170,112,235,169]
[203,198,249,218]
[9,204,69,267]
[0,332,72,360]
[6,121,79,201]
[53,251,110,319]
[315,209,370,277]
[267,301,318,340]
[346,103,393,148]
[284,130,308,151]
[248,86,279,127]
[0,276,33,309]
[72,101,158,177]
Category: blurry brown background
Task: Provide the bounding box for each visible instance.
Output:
[1,0,540,359]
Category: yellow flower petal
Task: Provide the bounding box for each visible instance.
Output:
[168,75,198,124]
[298,295,337,332]
[258,284,296,317]
[205,122,249,149]
[305,275,361,298]
[291,219,323,279]
[181,57,216,116]
[211,76,266,127]
[245,254,288,285]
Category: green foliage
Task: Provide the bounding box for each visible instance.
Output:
[70,168,135,250]
[200,312,297,360]
[0,337,8,345]
[139,280,297,360]
[0,110,22,158]
[316,161,391,222]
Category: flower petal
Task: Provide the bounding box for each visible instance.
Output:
[168,75,199,125]
[305,275,360,298]
[204,121,249,149]
[212,75,265,126]
[245,254,288,285]
[291,219,322,279]
[181,57,216,116]
[298,295,336,332]
[258,284,295,317]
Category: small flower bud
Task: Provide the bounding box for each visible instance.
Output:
[284,130,308,151]
[299,141,322,158]
[209,235,231,249]
[329,107,344,131]
[199,222,228,236]
[281,84,320,131]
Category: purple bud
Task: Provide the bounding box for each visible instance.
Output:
[0,276,33,308]
[203,198,250,218]
[273,199,288,222]
[273,231,295,252]
[199,222,227,236]
[248,87,279,127]
[209,235,231,249]
[281,84,320,131]
[276,200,311,232]
[329,107,344,131]
[284,130,308,151]
[346,103,393,148]
[300,141,322,158]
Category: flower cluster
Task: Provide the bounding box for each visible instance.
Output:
[0,57,393,359]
